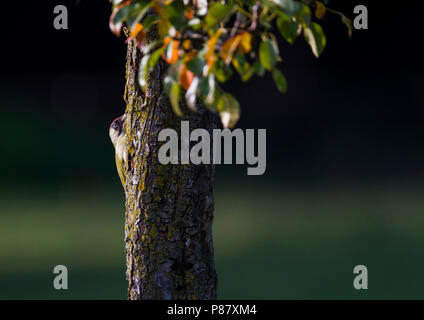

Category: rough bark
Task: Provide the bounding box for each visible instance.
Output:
[122,34,218,299]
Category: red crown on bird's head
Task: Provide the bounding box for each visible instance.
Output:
[110,116,124,135]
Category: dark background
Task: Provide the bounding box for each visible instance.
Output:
[1,0,424,299]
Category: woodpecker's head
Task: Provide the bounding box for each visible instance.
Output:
[109,114,126,147]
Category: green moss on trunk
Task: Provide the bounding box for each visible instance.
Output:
[122,35,218,300]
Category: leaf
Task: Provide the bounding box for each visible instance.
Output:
[295,3,312,27]
[253,59,266,77]
[199,74,217,108]
[241,60,258,82]
[231,52,250,78]
[110,7,123,37]
[239,32,252,53]
[188,18,201,28]
[185,8,194,20]
[212,59,233,82]
[109,0,132,36]
[166,0,186,29]
[126,1,151,28]
[113,3,135,25]
[139,15,157,32]
[164,76,183,117]
[148,49,163,71]
[269,0,302,16]
[182,39,192,50]
[205,2,234,29]
[259,38,278,70]
[138,54,150,91]
[220,31,252,65]
[179,64,194,90]
[217,93,240,129]
[170,83,182,117]
[186,56,205,75]
[185,76,199,111]
[221,35,242,64]
[314,1,326,19]
[142,39,162,55]
[158,17,171,38]
[162,38,180,64]
[205,28,223,69]
[303,22,326,58]
[277,14,299,45]
[272,69,287,93]
[130,23,143,38]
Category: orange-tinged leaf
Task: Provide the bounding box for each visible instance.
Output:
[152,3,161,14]
[183,39,192,51]
[134,31,147,51]
[185,9,194,20]
[162,38,180,64]
[163,36,172,46]
[221,35,242,65]
[239,32,252,53]
[109,1,131,37]
[179,64,194,90]
[158,17,171,38]
[130,23,143,38]
[205,28,223,70]
[183,50,197,63]
[109,17,122,37]
[315,1,326,19]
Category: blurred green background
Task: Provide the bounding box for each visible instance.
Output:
[1,0,424,299]
[2,105,424,299]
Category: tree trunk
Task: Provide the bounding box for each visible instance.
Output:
[122,34,218,300]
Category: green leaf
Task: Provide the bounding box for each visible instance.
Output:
[188,18,201,29]
[241,63,256,82]
[217,92,240,129]
[113,1,151,28]
[138,54,150,91]
[295,3,312,27]
[164,75,183,117]
[231,52,250,78]
[212,59,233,83]
[199,74,217,110]
[241,59,264,81]
[142,40,162,55]
[269,0,302,16]
[277,14,299,45]
[259,38,278,71]
[303,22,326,58]
[253,59,266,77]
[166,0,186,30]
[205,2,234,29]
[126,1,151,28]
[186,56,205,75]
[140,15,157,32]
[272,69,287,93]
[148,48,164,70]
[164,40,177,63]
[185,76,199,111]
[113,3,137,25]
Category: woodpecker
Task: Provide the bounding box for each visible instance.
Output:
[109,114,128,189]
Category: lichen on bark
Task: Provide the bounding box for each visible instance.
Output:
[122,32,218,300]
